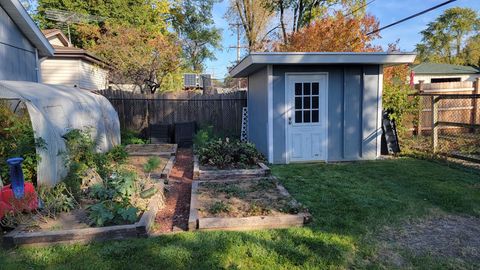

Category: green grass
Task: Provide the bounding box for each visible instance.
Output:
[1,158,479,269]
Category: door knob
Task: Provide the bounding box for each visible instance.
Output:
[288,117,292,125]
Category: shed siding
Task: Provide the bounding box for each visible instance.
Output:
[0,6,37,82]
[247,67,269,158]
[40,58,80,87]
[270,64,381,163]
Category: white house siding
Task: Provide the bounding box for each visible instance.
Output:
[40,58,108,90]
[40,58,80,87]
[0,6,38,81]
[79,60,108,90]
[413,74,480,84]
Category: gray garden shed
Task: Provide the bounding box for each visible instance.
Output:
[229,52,416,164]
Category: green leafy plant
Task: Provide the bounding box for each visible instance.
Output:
[87,202,115,226]
[193,126,216,150]
[37,183,77,217]
[0,100,46,184]
[121,129,146,145]
[143,156,161,180]
[197,138,265,169]
[208,201,231,215]
[106,145,128,164]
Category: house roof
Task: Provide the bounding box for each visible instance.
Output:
[42,29,70,47]
[229,52,417,77]
[41,29,109,67]
[0,0,54,56]
[412,63,480,75]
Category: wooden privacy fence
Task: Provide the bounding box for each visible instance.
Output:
[411,79,480,135]
[96,90,247,136]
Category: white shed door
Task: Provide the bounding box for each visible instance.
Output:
[286,74,328,162]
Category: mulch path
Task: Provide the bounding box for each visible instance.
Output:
[154,148,193,233]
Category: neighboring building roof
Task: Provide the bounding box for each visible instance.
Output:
[412,63,480,75]
[42,29,109,67]
[42,29,70,47]
[230,52,417,77]
[0,0,54,56]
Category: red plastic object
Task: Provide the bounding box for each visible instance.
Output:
[0,183,38,219]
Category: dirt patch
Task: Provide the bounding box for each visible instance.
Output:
[196,178,302,218]
[379,214,480,266]
[125,156,168,179]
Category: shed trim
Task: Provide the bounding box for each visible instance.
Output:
[230,52,416,78]
[376,65,383,157]
[267,65,273,163]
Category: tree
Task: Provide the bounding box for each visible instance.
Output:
[171,0,222,72]
[279,11,380,52]
[464,34,480,67]
[263,0,366,46]
[416,7,480,65]
[78,23,182,93]
[226,0,275,52]
[36,0,170,47]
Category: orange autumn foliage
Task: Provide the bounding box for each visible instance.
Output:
[279,11,381,52]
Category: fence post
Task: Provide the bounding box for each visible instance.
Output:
[416,80,425,135]
[472,78,480,133]
[431,95,439,153]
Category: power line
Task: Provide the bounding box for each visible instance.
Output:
[345,0,376,17]
[367,0,457,36]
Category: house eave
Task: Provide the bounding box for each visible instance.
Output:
[229,52,417,78]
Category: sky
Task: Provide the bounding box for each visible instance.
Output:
[204,0,480,79]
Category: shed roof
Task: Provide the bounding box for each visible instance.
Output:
[412,63,480,75]
[230,52,417,78]
[0,0,54,56]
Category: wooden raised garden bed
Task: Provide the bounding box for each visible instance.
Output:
[193,155,270,180]
[125,144,177,180]
[125,144,177,157]
[3,182,165,247]
[188,177,310,231]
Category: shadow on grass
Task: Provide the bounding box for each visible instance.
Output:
[1,157,479,269]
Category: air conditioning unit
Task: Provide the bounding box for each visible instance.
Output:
[184,73,199,88]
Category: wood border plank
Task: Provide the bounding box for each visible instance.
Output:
[3,183,165,247]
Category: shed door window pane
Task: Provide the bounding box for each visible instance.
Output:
[295,111,302,123]
[312,83,319,95]
[303,83,311,95]
[295,83,302,95]
[293,81,321,124]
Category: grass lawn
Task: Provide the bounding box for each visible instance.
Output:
[1,158,479,269]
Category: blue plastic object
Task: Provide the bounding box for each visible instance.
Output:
[7,157,25,199]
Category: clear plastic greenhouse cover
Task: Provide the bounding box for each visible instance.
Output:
[0,81,120,186]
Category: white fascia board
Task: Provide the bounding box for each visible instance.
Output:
[0,0,54,56]
[230,52,416,78]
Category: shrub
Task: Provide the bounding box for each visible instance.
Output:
[121,129,146,145]
[197,138,265,169]
[193,126,216,150]
[86,169,140,226]
[37,182,77,218]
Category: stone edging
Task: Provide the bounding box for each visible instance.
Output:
[3,183,165,248]
[192,155,270,180]
[188,177,310,231]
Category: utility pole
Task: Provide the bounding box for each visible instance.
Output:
[229,23,243,63]
[229,22,245,89]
